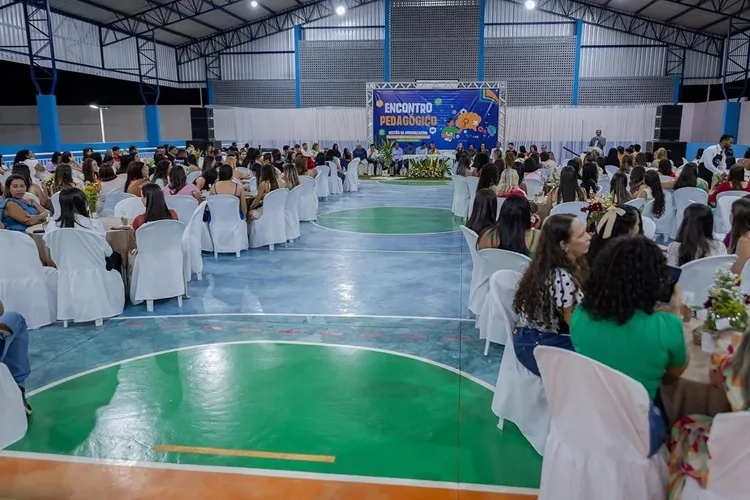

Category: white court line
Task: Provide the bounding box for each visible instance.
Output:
[277,246,465,255]
[0,451,538,496]
[310,221,461,237]
[27,340,494,396]
[315,204,455,216]
[109,312,474,322]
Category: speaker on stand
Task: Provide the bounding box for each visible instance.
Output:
[654,105,683,141]
[189,108,215,152]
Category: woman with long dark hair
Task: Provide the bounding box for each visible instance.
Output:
[195,155,219,191]
[208,164,247,219]
[512,214,590,376]
[667,204,725,266]
[476,163,498,192]
[671,162,707,192]
[51,164,79,195]
[81,158,99,184]
[478,194,538,256]
[472,152,490,173]
[47,187,105,237]
[150,159,170,188]
[132,183,178,231]
[571,235,686,457]
[630,165,646,195]
[729,197,750,274]
[455,154,472,176]
[580,162,599,199]
[658,158,675,178]
[604,147,619,167]
[709,164,750,205]
[124,161,149,196]
[522,156,543,183]
[609,172,632,205]
[552,165,586,205]
[640,170,666,218]
[248,164,279,219]
[163,164,202,202]
[586,205,642,267]
[465,188,497,235]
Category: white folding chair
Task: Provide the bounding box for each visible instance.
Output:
[298,176,318,221]
[315,165,330,199]
[0,230,57,329]
[0,362,27,450]
[51,191,61,215]
[186,171,201,185]
[625,198,645,210]
[343,158,360,192]
[460,226,481,317]
[715,193,744,235]
[477,270,521,355]
[466,176,479,217]
[604,165,619,177]
[597,177,610,197]
[535,347,667,500]
[101,189,136,217]
[660,175,675,183]
[43,228,124,326]
[114,197,146,219]
[641,216,656,240]
[452,175,470,219]
[470,248,531,317]
[166,195,199,224]
[673,187,709,239]
[550,201,588,226]
[525,178,544,198]
[496,197,505,219]
[249,188,289,250]
[285,185,302,242]
[130,220,186,312]
[642,190,676,238]
[22,192,40,205]
[680,412,750,499]
[328,162,343,195]
[205,195,248,257]
[183,201,207,281]
[679,255,738,307]
[236,167,252,178]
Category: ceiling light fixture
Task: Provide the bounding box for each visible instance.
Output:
[524,0,536,9]
[335,5,346,15]
[250,0,258,7]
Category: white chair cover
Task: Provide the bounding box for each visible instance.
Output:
[491,333,549,456]
[679,255,738,307]
[246,177,258,194]
[166,195,199,224]
[604,165,619,177]
[205,195,248,257]
[597,177,610,196]
[0,363,27,450]
[673,187,709,239]
[642,216,656,240]
[452,175,470,219]
[22,192,40,204]
[715,194,743,236]
[477,270,521,354]
[496,197,505,219]
[183,201,207,281]
[470,248,531,316]
[43,228,124,323]
[298,176,318,221]
[315,166,330,199]
[534,347,668,500]
[114,197,146,219]
[51,191,61,215]
[100,189,136,217]
[642,190,676,238]
[466,176,479,217]
[186,171,201,185]
[459,226,482,316]
[328,162,343,195]
[130,220,186,307]
[550,201,588,225]
[344,158,360,192]
[626,198,646,210]
[236,167,252,177]
[525,179,544,198]
[250,188,289,250]
[285,185,303,242]
[0,230,57,329]
[680,412,750,499]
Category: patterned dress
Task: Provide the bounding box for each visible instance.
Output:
[668,332,747,499]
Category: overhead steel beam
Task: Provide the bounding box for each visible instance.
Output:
[723,16,750,99]
[176,0,380,64]
[635,0,661,15]
[660,0,750,26]
[663,0,713,23]
[22,0,57,95]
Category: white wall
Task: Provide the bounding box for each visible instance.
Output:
[680,101,725,143]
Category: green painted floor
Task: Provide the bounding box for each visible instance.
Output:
[11,343,541,488]
[316,207,463,234]
[380,180,451,186]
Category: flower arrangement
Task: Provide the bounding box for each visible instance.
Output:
[44,175,55,192]
[83,181,100,216]
[704,269,749,332]
[581,193,615,228]
[144,157,155,168]
[407,157,450,179]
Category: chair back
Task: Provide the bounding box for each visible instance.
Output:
[673,187,709,237]
[51,191,61,215]
[285,185,303,240]
[478,248,532,275]
[660,175,674,183]
[206,194,241,224]
[550,201,588,225]
[300,175,315,192]
[535,346,652,458]
[262,188,289,220]
[641,190,675,236]
[452,175,470,218]
[704,412,750,497]
[186,171,201,185]
[490,269,521,326]
[0,229,45,278]
[459,225,479,264]
[679,255,738,307]
[166,195,199,224]
[183,201,207,279]
[114,197,146,218]
[132,220,186,301]
[716,195,742,235]
[596,178,610,197]
[641,216,656,240]
[22,192,40,204]
[315,166,330,197]
[525,178,544,198]
[604,165,619,178]
[625,198,645,210]
[101,189,136,217]
[466,176,479,216]
[716,190,748,202]
[44,228,112,270]
[0,363,27,450]
[496,197,505,219]
[236,167,251,177]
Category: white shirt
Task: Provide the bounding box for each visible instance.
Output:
[416,147,428,155]
[666,240,726,266]
[700,144,727,174]
[47,213,106,238]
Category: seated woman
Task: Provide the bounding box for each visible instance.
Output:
[11,163,48,208]
[522,156,543,183]
[465,188,497,235]
[652,148,670,170]
[476,163,498,192]
[208,164,247,220]
[586,205,642,267]
[638,170,666,208]
[81,158,99,184]
[124,161,150,197]
[666,162,709,193]
[50,163,81,195]
[580,162,599,199]
[0,175,50,231]
[620,153,634,173]
[248,165,279,220]
[195,156,219,192]
[658,158,676,178]
[132,183,178,231]
[669,329,749,498]
[609,172,632,205]
[571,235,687,457]
[668,204,726,266]
[478,194,539,256]
[709,164,750,205]
[295,154,316,177]
[283,161,300,189]
[150,159,170,189]
[550,165,587,205]
[163,165,202,202]
[186,154,201,173]
[496,168,525,199]
[455,155,472,177]
[630,165,647,197]
[727,197,750,274]
[46,187,105,238]
[512,214,590,376]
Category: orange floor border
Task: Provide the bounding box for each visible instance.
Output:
[0,457,538,500]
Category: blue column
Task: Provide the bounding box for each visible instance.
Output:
[36,94,60,152]
[723,101,741,138]
[206,80,215,106]
[384,0,391,81]
[294,24,302,108]
[572,20,583,105]
[145,105,161,147]
[478,0,486,80]
[672,75,681,105]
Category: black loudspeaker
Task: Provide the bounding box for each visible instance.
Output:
[647,141,688,163]
[654,105,683,141]
[190,107,214,142]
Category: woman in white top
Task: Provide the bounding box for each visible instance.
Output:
[667,204,726,266]
[150,159,170,189]
[45,187,106,239]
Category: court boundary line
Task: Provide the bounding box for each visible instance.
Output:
[26,340,494,396]
[312,205,461,236]
[276,246,465,255]
[0,451,538,496]
[110,312,474,322]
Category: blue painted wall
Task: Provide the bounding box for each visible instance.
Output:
[686,142,748,162]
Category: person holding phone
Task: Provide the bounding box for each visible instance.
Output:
[570,235,687,456]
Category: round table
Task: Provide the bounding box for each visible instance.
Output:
[26,217,136,270]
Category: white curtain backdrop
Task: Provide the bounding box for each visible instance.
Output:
[213,105,657,158]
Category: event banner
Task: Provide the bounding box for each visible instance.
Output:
[372,88,501,149]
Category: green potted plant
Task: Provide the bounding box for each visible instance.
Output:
[378,139,395,176]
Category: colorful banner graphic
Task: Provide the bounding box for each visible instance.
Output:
[373,88,500,149]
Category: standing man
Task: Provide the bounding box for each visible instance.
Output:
[589,130,606,150]
[699,134,734,187]
[0,299,31,415]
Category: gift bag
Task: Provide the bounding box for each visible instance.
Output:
[0,362,27,450]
